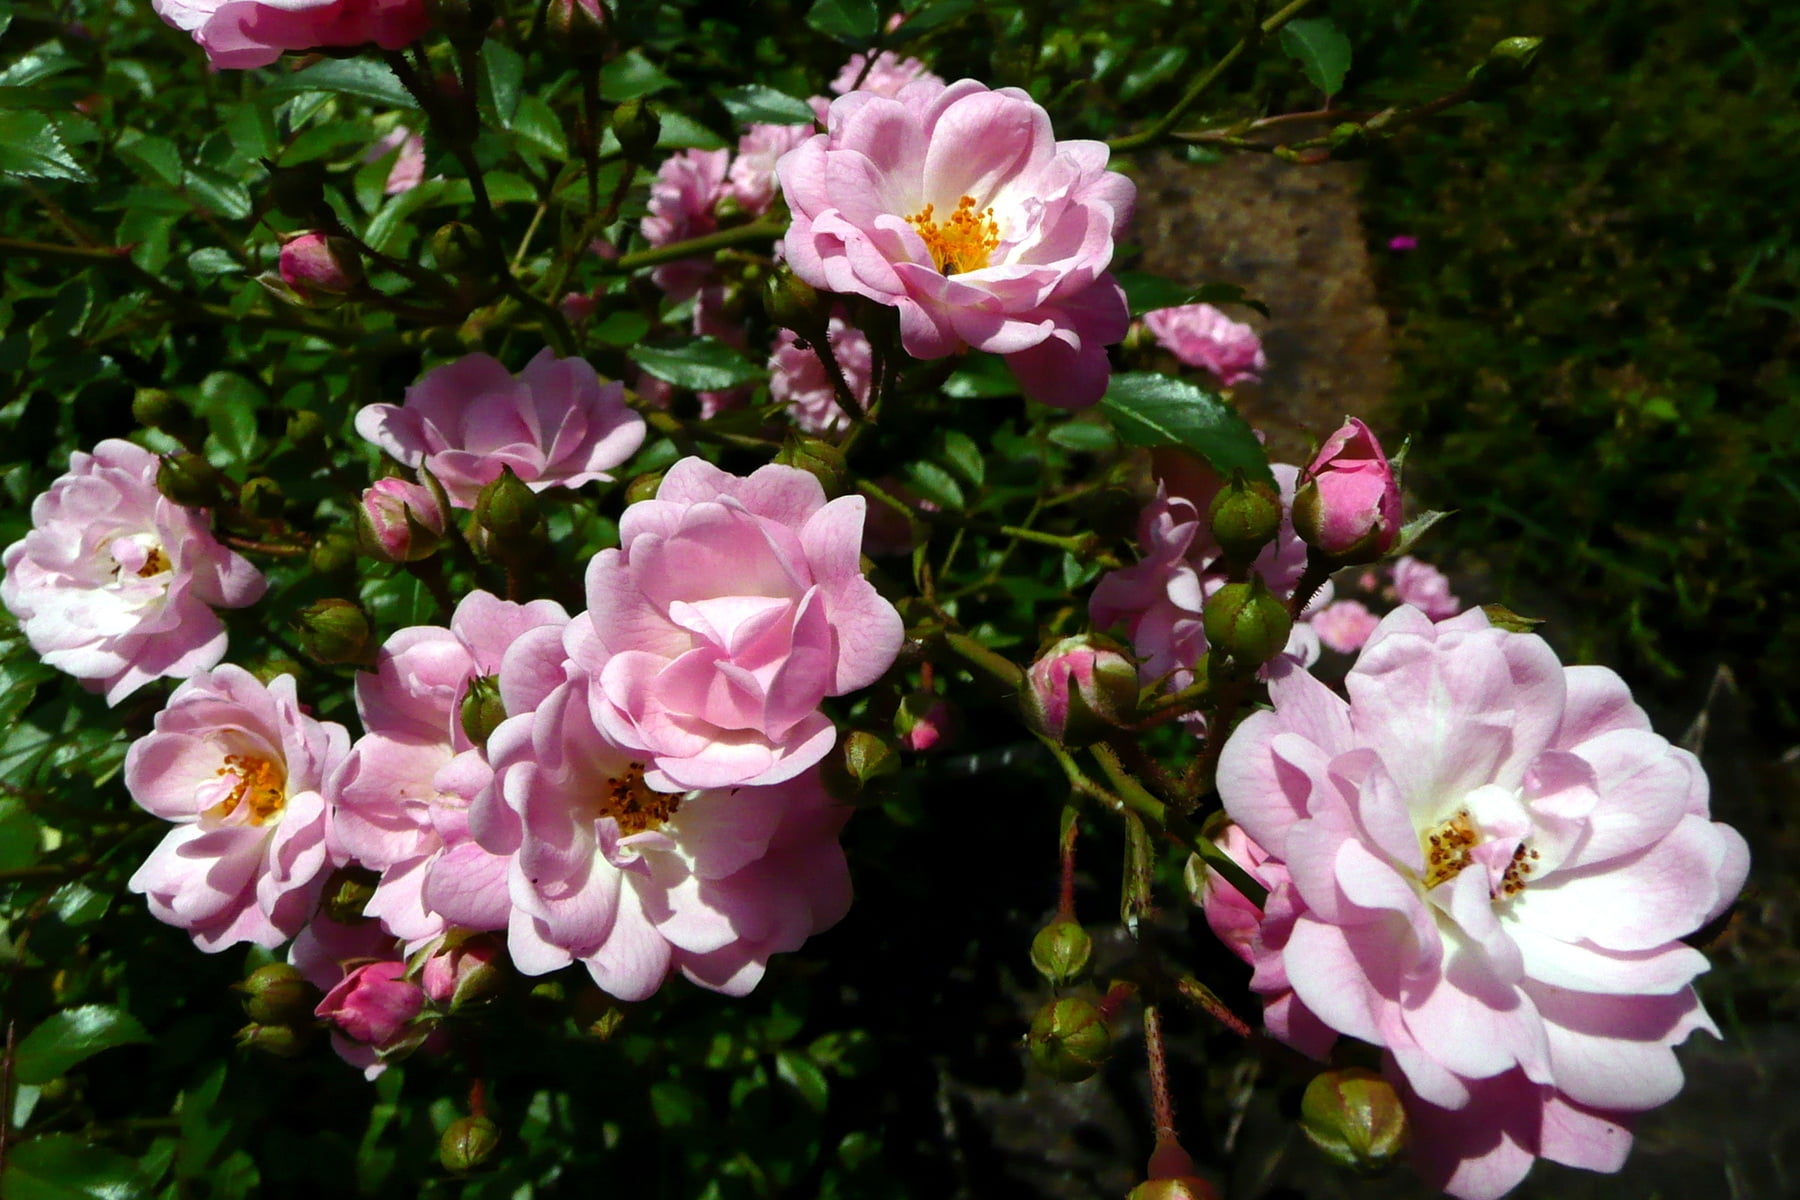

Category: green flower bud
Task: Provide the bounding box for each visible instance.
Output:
[240,476,285,520]
[1206,472,1283,564]
[1300,1067,1409,1173]
[156,452,226,508]
[429,222,489,273]
[624,470,665,505]
[1029,920,1092,988]
[762,267,829,341]
[1126,1179,1220,1200]
[132,388,200,445]
[439,1115,502,1174]
[235,963,317,1026]
[1202,575,1292,666]
[296,599,373,667]
[460,675,506,749]
[842,730,902,787]
[775,434,847,497]
[310,531,358,576]
[1026,995,1112,1083]
[286,409,327,447]
[1467,36,1544,95]
[473,466,543,544]
[236,1022,309,1058]
[610,98,662,162]
[547,0,610,61]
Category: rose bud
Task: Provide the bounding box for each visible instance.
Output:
[895,691,955,753]
[236,1022,309,1058]
[235,963,317,1026]
[440,1115,501,1174]
[1029,919,1092,988]
[422,936,504,1012]
[278,232,363,302]
[459,674,506,749]
[357,477,447,563]
[295,599,373,667]
[1206,471,1283,566]
[315,961,426,1049]
[1300,1067,1409,1174]
[1202,574,1293,666]
[1291,418,1402,564]
[1027,995,1112,1083]
[1020,635,1138,747]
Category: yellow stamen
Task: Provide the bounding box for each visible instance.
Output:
[137,547,171,577]
[209,754,287,825]
[906,195,1000,275]
[599,763,682,835]
[1420,810,1478,890]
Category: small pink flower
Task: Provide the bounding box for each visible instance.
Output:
[1389,235,1419,252]
[1312,598,1380,654]
[768,315,873,436]
[354,350,646,509]
[358,477,446,563]
[1217,607,1749,1199]
[641,148,731,303]
[1292,418,1402,561]
[331,591,569,944]
[1142,303,1266,387]
[151,0,430,70]
[364,126,426,195]
[279,232,362,299]
[829,50,940,98]
[779,78,1135,408]
[727,123,815,216]
[576,457,904,791]
[1390,555,1461,620]
[124,667,348,951]
[2,439,266,704]
[471,668,853,1000]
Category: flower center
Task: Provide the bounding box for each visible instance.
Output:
[209,754,287,825]
[1497,842,1541,899]
[136,547,171,577]
[907,195,1000,275]
[598,763,682,835]
[1420,809,1478,890]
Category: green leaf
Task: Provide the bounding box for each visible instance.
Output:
[598,51,675,103]
[806,0,881,42]
[193,372,262,464]
[629,339,766,391]
[186,248,240,277]
[654,112,728,151]
[0,795,39,871]
[48,881,110,926]
[0,110,88,182]
[938,430,984,489]
[1099,372,1272,484]
[1047,420,1117,453]
[1117,272,1270,319]
[481,41,524,127]
[1280,16,1353,98]
[261,59,418,110]
[117,135,182,189]
[224,104,277,163]
[905,460,965,511]
[14,1006,150,1086]
[717,86,817,127]
[941,352,1018,399]
[775,1051,830,1115]
[0,1134,145,1200]
[510,95,567,158]
[649,1080,703,1129]
[889,0,976,42]
[182,166,252,220]
[591,311,650,347]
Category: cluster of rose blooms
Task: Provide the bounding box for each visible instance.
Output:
[0,2,1751,1197]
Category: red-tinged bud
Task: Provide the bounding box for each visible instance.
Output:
[1126,1178,1220,1200]
[895,691,955,753]
[1300,1067,1409,1174]
[278,232,363,302]
[440,1115,501,1174]
[1029,920,1092,988]
[1027,996,1112,1082]
[1292,418,1402,564]
[421,935,505,1011]
[357,477,447,563]
[624,470,665,505]
[316,961,426,1049]
[235,963,317,1026]
[1202,574,1292,666]
[1021,634,1139,747]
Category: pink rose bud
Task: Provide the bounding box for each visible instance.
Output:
[1292,418,1402,564]
[278,232,362,301]
[357,477,446,563]
[421,937,503,1011]
[895,691,955,753]
[1020,635,1139,746]
[315,960,425,1048]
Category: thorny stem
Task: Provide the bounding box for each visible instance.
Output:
[1057,801,1080,921]
[1143,1005,1178,1142]
[1108,0,1322,152]
[1175,974,1252,1039]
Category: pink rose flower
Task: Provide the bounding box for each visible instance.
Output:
[641,148,731,303]
[151,0,429,70]
[331,591,569,944]
[1390,555,1461,620]
[2,439,266,705]
[829,50,940,99]
[768,314,873,436]
[1217,606,1749,1199]
[779,78,1135,408]
[576,457,904,791]
[124,667,348,951]
[354,350,647,509]
[364,126,426,195]
[1142,303,1266,387]
[471,665,853,1000]
[1312,598,1380,654]
[1292,418,1402,562]
[357,477,446,564]
[727,123,815,216]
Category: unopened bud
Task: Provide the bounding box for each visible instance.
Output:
[235,963,317,1026]
[623,470,665,505]
[1467,36,1543,95]
[279,232,363,302]
[429,222,488,273]
[894,691,955,753]
[473,466,542,543]
[439,1115,501,1174]
[459,675,506,749]
[1292,418,1402,564]
[296,599,373,666]
[236,1022,308,1058]
[610,97,662,161]
[156,452,226,508]
[1127,1178,1220,1200]
[1029,920,1092,988]
[762,267,829,340]
[1300,1067,1409,1173]
[357,477,447,563]
[1020,634,1139,747]
[422,935,505,1011]
[1206,472,1282,564]
[132,388,199,445]
[775,434,847,497]
[1026,996,1112,1082]
[286,409,326,447]
[240,476,284,520]
[1202,575,1292,665]
[842,730,901,787]
[310,531,358,576]
[320,867,379,923]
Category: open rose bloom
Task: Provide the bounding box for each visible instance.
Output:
[1210,606,1748,1198]
[125,667,349,951]
[779,78,1134,407]
[354,350,646,509]
[151,0,430,70]
[1,439,266,704]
